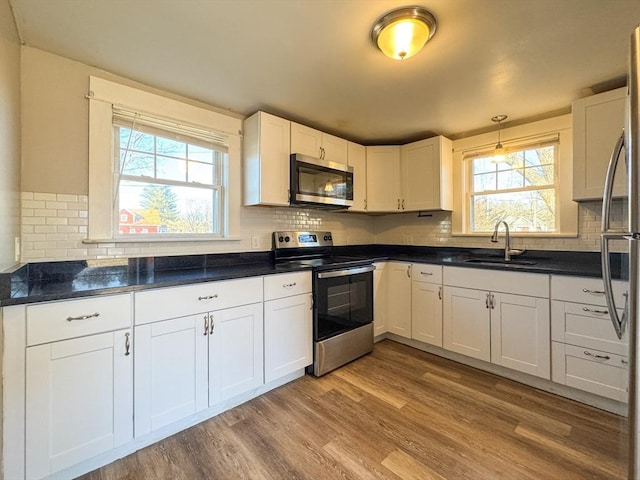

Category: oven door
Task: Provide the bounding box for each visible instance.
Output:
[314,265,374,341]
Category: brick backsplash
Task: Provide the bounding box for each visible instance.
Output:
[20,192,626,262]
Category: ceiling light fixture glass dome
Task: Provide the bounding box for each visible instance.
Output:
[371,6,437,60]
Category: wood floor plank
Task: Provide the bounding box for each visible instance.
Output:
[78,339,627,480]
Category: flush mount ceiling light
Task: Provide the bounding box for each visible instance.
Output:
[371,6,437,60]
[491,115,508,163]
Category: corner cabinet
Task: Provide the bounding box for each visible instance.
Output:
[290,122,348,164]
[365,136,453,213]
[24,295,133,480]
[572,87,628,201]
[243,111,291,206]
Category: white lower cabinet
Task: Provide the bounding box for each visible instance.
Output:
[134,303,263,437]
[263,271,313,383]
[442,286,491,361]
[264,294,312,382]
[411,264,443,347]
[26,329,133,480]
[387,262,412,338]
[373,262,388,336]
[442,267,550,379]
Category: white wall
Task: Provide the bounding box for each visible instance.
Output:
[0,0,21,271]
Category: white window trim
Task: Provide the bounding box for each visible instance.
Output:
[451,114,578,237]
[87,77,242,243]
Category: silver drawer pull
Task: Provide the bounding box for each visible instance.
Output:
[582,307,608,314]
[622,359,629,365]
[124,332,131,356]
[582,288,605,295]
[198,294,218,301]
[66,312,100,322]
[583,350,610,360]
[420,272,434,276]
[283,282,297,288]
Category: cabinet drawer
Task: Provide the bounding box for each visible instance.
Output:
[551,300,627,355]
[411,263,442,284]
[552,341,628,402]
[26,294,132,346]
[551,275,627,306]
[135,276,263,325]
[264,272,312,301]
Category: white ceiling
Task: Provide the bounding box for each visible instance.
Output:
[8,0,640,144]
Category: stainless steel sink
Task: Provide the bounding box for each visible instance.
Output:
[463,258,537,266]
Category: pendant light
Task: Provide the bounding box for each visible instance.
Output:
[371,6,437,60]
[491,115,508,163]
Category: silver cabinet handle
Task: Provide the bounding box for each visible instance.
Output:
[582,288,605,295]
[364,199,367,210]
[406,265,411,277]
[582,307,609,314]
[124,332,131,356]
[622,359,629,365]
[397,198,400,210]
[209,314,215,335]
[198,294,218,301]
[485,294,490,309]
[283,282,297,288]
[584,350,611,360]
[438,286,442,300]
[490,293,495,309]
[204,314,209,336]
[402,199,405,210]
[420,272,433,276]
[584,350,610,360]
[66,312,100,322]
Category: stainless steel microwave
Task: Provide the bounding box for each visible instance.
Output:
[290,153,354,209]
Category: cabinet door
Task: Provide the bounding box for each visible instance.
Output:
[209,303,264,405]
[264,294,313,383]
[443,286,490,361]
[348,141,367,212]
[366,146,401,212]
[290,122,322,158]
[373,262,388,336]
[401,137,449,211]
[387,262,412,338]
[26,329,133,480]
[411,281,443,346]
[321,132,348,164]
[572,87,627,200]
[491,293,550,379]
[134,316,208,437]
[243,111,291,206]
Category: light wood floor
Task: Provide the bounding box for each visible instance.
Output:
[79,340,628,480]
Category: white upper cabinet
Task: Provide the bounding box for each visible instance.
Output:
[572,87,628,201]
[290,122,348,164]
[400,136,453,211]
[348,141,367,212]
[243,111,291,206]
[366,145,402,212]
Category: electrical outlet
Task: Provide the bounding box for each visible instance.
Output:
[251,236,260,249]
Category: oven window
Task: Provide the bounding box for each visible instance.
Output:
[315,271,373,341]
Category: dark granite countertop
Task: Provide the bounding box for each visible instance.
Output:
[0,245,626,306]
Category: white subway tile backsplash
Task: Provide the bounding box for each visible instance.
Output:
[33,192,57,201]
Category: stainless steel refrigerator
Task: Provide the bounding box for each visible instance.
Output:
[602,24,640,480]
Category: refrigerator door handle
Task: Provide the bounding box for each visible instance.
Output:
[601,132,625,233]
[600,132,627,340]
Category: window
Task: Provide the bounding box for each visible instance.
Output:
[88,76,242,242]
[466,141,558,233]
[114,112,227,237]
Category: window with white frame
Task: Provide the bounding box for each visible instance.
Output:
[87,76,242,242]
[466,140,558,233]
[113,110,227,237]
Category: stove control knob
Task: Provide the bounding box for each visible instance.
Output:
[325,235,332,241]
[278,236,284,243]
[284,236,290,243]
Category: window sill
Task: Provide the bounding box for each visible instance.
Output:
[83,236,243,244]
[451,232,578,238]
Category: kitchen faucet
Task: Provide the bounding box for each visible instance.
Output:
[490,220,525,261]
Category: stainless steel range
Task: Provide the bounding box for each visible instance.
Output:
[273,231,375,376]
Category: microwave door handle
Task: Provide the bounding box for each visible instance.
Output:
[601,132,625,233]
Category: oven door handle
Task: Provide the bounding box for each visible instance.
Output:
[316,265,376,279]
